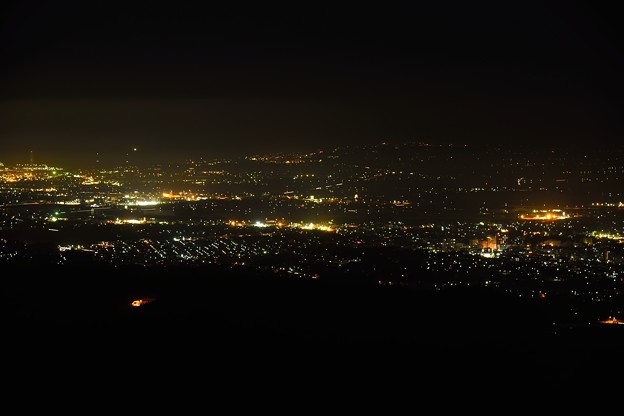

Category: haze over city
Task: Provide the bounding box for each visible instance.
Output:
[2,1,623,168]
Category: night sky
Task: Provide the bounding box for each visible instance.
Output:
[1,1,623,168]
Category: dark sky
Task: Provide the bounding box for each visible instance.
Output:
[1,0,623,168]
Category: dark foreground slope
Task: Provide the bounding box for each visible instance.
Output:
[3,263,624,386]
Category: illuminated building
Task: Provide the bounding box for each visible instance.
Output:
[518,210,570,221]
